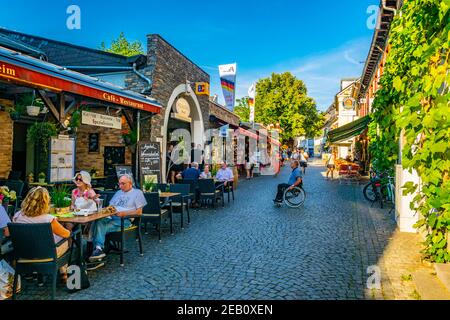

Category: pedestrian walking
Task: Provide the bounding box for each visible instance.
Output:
[299,148,309,175]
[325,151,337,180]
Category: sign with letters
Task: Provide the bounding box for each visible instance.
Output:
[138,142,161,184]
[82,111,122,129]
[195,82,210,96]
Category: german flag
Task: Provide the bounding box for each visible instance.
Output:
[221,78,235,92]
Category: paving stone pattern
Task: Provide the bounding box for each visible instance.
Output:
[17,161,417,300]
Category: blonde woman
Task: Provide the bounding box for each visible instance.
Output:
[13,186,71,281]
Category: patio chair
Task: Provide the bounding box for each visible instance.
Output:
[179,179,198,203]
[8,223,71,300]
[217,180,234,203]
[198,179,224,208]
[166,183,191,228]
[157,183,168,192]
[141,192,173,242]
[104,215,143,267]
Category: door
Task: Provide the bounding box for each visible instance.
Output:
[104,147,125,177]
[12,123,28,180]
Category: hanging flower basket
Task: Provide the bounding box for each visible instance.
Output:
[26,105,41,116]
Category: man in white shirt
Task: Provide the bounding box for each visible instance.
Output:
[89,174,147,261]
[215,162,234,186]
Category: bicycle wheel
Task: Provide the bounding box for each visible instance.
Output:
[284,187,306,208]
[363,182,377,202]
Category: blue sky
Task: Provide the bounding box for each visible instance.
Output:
[0,0,378,110]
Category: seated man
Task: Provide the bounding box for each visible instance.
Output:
[176,162,200,181]
[89,174,147,261]
[215,162,234,186]
[0,205,10,238]
[273,160,303,203]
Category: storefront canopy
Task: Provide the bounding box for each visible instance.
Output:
[0,46,162,113]
[327,115,370,143]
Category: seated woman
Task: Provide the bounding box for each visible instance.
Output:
[12,186,71,282]
[199,164,212,179]
[72,171,98,211]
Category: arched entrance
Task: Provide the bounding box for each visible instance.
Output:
[161,84,204,182]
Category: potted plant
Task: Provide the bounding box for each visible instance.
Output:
[27,121,59,156]
[15,93,44,117]
[38,172,46,184]
[0,186,17,206]
[27,172,34,184]
[122,128,138,153]
[90,167,99,178]
[143,181,156,193]
[4,102,26,120]
[50,185,72,214]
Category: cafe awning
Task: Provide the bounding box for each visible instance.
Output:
[0,46,162,113]
[327,115,370,143]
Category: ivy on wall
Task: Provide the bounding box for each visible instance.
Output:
[368,0,449,262]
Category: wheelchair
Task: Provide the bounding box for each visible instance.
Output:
[275,186,306,208]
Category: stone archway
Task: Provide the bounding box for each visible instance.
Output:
[161,84,204,182]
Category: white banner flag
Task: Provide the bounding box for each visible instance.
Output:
[248,83,256,123]
[219,63,237,111]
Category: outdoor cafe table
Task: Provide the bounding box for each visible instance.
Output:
[56,210,117,290]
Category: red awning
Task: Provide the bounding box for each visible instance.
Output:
[269,137,281,146]
[0,46,161,113]
[236,127,258,140]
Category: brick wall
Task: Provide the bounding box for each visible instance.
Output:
[209,101,240,128]
[0,109,13,179]
[148,35,210,140]
[75,111,132,176]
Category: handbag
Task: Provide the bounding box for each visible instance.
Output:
[0,259,20,300]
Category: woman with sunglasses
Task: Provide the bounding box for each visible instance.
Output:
[71,171,98,212]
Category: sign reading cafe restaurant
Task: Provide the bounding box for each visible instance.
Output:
[81,110,122,130]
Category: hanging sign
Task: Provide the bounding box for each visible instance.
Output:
[82,111,122,129]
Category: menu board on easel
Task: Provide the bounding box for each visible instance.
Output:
[49,135,75,182]
[138,141,161,184]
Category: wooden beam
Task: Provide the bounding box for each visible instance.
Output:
[59,92,65,122]
[123,109,135,131]
[37,90,60,122]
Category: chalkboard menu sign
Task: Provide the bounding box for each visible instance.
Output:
[138,142,161,184]
[88,133,99,152]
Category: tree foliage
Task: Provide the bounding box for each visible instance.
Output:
[253,72,323,141]
[100,32,144,56]
[234,97,250,122]
[368,0,449,262]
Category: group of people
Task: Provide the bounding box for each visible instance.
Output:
[167,143,206,184]
[0,170,149,283]
[281,148,309,174]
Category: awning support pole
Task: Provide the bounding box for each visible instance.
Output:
[135,110,141,187]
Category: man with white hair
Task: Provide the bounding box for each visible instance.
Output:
[89,174,147,261]
[176,162,201,181]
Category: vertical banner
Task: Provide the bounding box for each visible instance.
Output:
[219,63,237,111]
[248,83,256,123]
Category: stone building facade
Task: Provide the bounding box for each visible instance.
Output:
[0,105,14,179]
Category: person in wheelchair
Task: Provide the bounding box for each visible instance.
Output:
[273,160,303,203]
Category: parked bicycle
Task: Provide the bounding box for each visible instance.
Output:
[363,169,395,212]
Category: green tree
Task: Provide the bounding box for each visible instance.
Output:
[234,97,250,122]
[100,32,144,56]
[254,72,323,141]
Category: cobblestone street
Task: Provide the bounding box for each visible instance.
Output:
[18,160,412,300]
